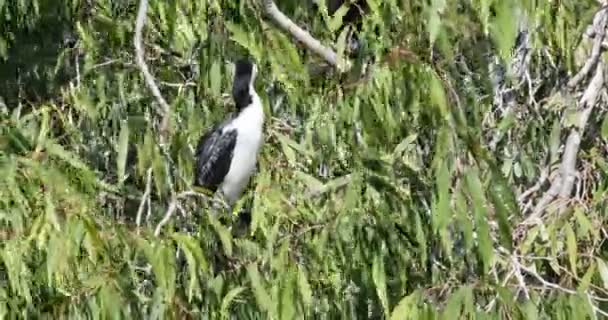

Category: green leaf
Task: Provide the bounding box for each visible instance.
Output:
[565,223,577,274]
[428,0,446,46]
[465,168,493,274]
[601,113,608,140]
[434,160,451,233]
[442,288,464,319]
[221,287,246,319]
[327,4,350,32]
[520,299,538,320]
[247,263,273,314]
[549,118,562,163]
[280,271,296,320]
[209,60,222,98]
[429,73,448,121]
[391,290,421,320]
[277,133,297,167]
[335,26,350,71]
[488,172,515,250]
[209,215,233,257]
[574,207,597,240]
[116,119,129,185]
[596,258,608,290]
[297,267,313,308]
[579,262,595,292]
[372,254,389,316]
[491,1,518,64]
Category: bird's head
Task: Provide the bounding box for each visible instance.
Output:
[232,59,258,111]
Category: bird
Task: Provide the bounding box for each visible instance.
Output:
[193,59,265,208]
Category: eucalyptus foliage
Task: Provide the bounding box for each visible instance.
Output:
[1,0,608,319]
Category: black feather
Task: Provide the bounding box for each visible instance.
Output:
[233,60,253,110]
[194,125,238,191]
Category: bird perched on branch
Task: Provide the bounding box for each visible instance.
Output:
[194,59,265,207]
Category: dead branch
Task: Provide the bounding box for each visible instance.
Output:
[153,190,231,236]
[262,0,350,72]
[523,7,608,223]
[528,62,604,221]
[136,167,153,233]
[134,0,172,144]
[568,8,608,88]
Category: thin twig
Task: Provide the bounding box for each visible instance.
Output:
[134,0,172,144]
[154,190,216,236]
[136,167,153,233]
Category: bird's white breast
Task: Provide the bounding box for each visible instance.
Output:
[220,93,264,204]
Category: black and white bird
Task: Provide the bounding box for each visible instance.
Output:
[194,59,265,206]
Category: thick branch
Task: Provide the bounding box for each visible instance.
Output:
[134,0,172,143]
[523,7,608,222]
[568,8,608,88]
[558,63,604,198]
[529,62,604,220]
[262,0,349,72]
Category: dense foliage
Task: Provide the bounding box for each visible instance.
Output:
[1,0,608,318]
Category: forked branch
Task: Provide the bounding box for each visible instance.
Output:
[524,7,608,222]
[134,0,172,144]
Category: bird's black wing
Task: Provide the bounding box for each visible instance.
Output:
[194,125,238,191]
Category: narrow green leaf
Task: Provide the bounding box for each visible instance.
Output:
[565,223,577,274]
[221,287,246,319]
[335,26,350,71]
[372,254,389,317]
[210,215,233,257]
[429,73,448,120]
[549,118,561,163]
[391,290,421,320]
[247,263,273,314]
[297,267,313,308]
[465,168,493,274]
[116,119,129,185]
[596,258,608,289]
[280,271,296,320]
[327,4,349,32]
[488,178,513,250]
[520,299,538,320]
[601,113,608,140]
[277,134,297,167]
[579,262,595,292]
[442,288,464,319]
[209,60,222,97]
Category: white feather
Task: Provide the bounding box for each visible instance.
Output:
[220,85,264,204]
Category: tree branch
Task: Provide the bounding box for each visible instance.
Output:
[136,167,153,233]
[522,7,608,223]
[528,62,604,221]
[568,8,608,88]
[134,0,172,144]
[262,0,350,72]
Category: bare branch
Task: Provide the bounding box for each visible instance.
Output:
[134,0,172,144]
[559,66,604,199]
[524,7,608,222]
[154,190,222,236]
[155,195,178,236]
[568,8,608,88]
[528,62,604,221]
[136,167,153,233]
[262,0,350,72]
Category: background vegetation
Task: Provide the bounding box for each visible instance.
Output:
[1,0,608,318]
